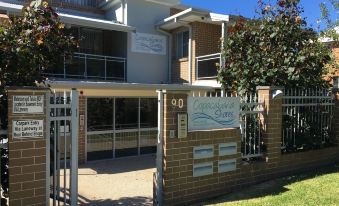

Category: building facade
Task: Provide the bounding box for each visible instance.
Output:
[0,0,231,162]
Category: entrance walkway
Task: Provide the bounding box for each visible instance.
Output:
[77,155,156,206]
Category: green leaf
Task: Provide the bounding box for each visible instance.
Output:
[288,67,295,73]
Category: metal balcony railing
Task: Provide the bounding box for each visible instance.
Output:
[45,52,127,81]
[16,0,104,9]
[196,53,221,80]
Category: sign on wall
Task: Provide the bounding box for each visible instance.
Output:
[178,113,188,138]
[13,120,44,139]
[188,97,240,131]
[131,32,167,55]
[13,95,44,114]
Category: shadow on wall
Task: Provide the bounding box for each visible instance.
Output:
[201,164,339,205]
[79,155,156,175]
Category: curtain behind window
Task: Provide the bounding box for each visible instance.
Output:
[79,28,103,55]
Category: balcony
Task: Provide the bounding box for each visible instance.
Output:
[16,0,105,13]
[196,53,221,80]
[46,52,127,81]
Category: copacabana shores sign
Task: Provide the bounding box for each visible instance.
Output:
[188,97,240,131]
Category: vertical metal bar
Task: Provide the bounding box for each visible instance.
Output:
[84,98,88,162]
[156,90,164,206]
[250,94,253,155]
[244,108,248,155]
[70,89,79,206]
[293,89,296,148]
[124,60,126,82]
[113,98,116,159]
[85,54,87,79]
[297,89,300,149]
[46,92,51,206]
[63,91,67,205]
[256,92,261,154]
[57,94,61,206]
[104,56,107,81]
[138,98,141,156]
[0,146,2,206]
[53,92,57,206]
[196,58,199,80]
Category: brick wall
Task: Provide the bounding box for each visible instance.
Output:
[7,88,49,206]
[78,95,86,164]
[192,22,221,83]
[171,59,189,83]
[160,88,339,206]
[170,8,184,15]
[170,21,222,83]
[171,27,190,83]
[331,45,339,76]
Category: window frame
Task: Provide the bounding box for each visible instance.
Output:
[176,30,189,59]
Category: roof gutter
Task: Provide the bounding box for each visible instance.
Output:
[46,80,219,90]
[0,2,135,32]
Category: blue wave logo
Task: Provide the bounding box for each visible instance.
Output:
[191,113,236,126]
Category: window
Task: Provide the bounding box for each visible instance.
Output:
[87,98,114,131]
[87,97,158,160]
[79,28,103,55]
[115,98,139,130]
[140,98,158,128]
[176,31,189,59]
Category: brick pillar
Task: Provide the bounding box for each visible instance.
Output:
[7,88,49,206]
[257,86,283,162]
[78,95,86,164]
[162,91,188,204]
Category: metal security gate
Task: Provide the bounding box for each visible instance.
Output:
[47,89,79,206]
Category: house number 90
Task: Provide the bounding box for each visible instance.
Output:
[171,98,184,109]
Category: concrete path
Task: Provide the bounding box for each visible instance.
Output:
[77,155,156,206]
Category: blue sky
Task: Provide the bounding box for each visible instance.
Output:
[181,0,337,31]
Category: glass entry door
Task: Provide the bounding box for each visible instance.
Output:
[86,97,157,161]
[87,98,114,161]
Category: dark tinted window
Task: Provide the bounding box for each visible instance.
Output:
[87,98,113,131]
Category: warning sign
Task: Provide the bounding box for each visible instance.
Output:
[13,120,44,139]
[13,95,44,114]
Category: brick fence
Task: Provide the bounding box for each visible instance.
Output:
[7,88,49,206]
[159,87,339,206]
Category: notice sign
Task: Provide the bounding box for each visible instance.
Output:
[13,95,44,114]
[188,97,240,131]
[13,120,44,139]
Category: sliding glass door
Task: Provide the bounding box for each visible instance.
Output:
[86,97,157,161]
[87,98,114,161]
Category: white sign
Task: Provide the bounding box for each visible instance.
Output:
[13,120,44,139]
[13,95,44,114]
[188,97,240,131]
[132,32,167,55]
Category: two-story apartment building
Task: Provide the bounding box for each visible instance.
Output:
[0,0,232,162]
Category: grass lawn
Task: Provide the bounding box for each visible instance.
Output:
[204,164,339,206]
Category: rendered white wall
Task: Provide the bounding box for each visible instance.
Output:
[125,0,170,84]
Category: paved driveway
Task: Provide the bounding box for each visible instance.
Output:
[77,155,156,206]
